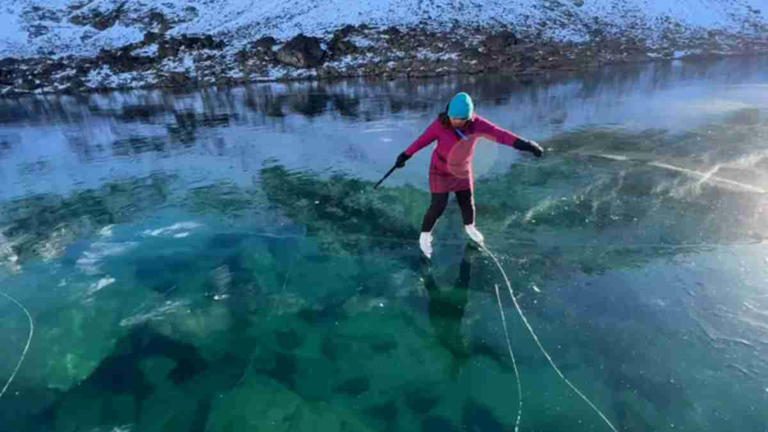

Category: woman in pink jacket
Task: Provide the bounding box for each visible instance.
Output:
[395,92,543,258]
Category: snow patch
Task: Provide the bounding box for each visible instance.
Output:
[160,53,196,73]
[133,43,159,57]
[349,35,376,48]
[415,49,458,61]
[85,66,150,89]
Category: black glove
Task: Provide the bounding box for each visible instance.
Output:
[395,152,411,168]
[515,139,543,157]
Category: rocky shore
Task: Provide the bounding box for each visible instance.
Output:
[1,21,767,96]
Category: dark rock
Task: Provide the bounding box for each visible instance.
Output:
[237,36,278,63]
[158,39,181,58]
[96,48,155,73]
[274,329,304,351]
[337,24,357,38]
[253,36,278,50]
[320,335,339,361]
[366,401,398,429]
[276,34,327,68]
[206,233,248,250]
[384,26,402,37]
[37,60,67,79]
[329,39,357,58]
[462,400,506,432]
[25,5,61,23]
[266,352,297,390]
[143,31,163,45]
[147,11,171,33]
[236,51,262,64]
[335,376,370,396]
[179,34,224,50]
[0,58,19,85]
[183,6,199,18]
[483,30,519,51]
[19,77,39,91]
[369,339,397,354]
[162,72,193,88]
[75,59,97,75]
[158,34,224,58]
[0,57,19,68]
[422,416,458,432]
[329,32,358,58]
[70,1,127,31]
[405,389,439,414]
[92,12,122,31]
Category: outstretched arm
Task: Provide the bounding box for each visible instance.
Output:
[474,115,520,147]
[475,116,543,157]
[404,120,439,157]
[395,120,439,168]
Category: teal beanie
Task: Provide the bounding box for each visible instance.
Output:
[447,92,474,120]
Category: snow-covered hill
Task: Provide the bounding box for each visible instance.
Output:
[0,0,766,94]
[1,0,766,57]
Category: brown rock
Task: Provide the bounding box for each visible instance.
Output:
[96,48,155,73]
[162,72,193,88]
[143,31,163,45]
[148,11,171,33]
[158,34,224,58]
[253,36,278,50]
[336,24,357,39]
[158,39,181,58]
[276,34,327,68]
[483,30,519,51]
[70,1,127,31]
[329,34,358,58]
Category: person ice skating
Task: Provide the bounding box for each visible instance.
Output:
[395,92,543,258]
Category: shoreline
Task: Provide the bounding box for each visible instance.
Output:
[1,24,767,97]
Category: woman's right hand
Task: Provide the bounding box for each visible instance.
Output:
[396,152,411,168]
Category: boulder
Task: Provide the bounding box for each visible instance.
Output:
[206,376,377,432]
[0,58,19,85]
[237,36,278,63]
[147,11,171,33]
[158,35,224,59]
[253,36,278,50]
[161,71,194,88]
[96,48,155,73]
[483,30,519,51]
[329,33,358,58]
[143,31,164,45]
[70,1,127,31]
[276,34,327,68]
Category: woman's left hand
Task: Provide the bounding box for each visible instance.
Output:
[515,139,544,157]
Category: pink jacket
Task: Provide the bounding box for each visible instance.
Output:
[404,115,522,193]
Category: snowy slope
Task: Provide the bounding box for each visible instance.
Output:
[1,0,766,58]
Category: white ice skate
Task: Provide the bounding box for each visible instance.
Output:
[419,232,433,259]
[464,224,485,245]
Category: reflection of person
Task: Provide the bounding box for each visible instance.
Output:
[422,245,477,377]
[395,92,543,258]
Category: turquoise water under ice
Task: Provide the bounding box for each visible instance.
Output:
[1,57,768,431]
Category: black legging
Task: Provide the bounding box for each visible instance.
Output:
[421,189,475,232]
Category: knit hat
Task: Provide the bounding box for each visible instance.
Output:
[447,92,474,120]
